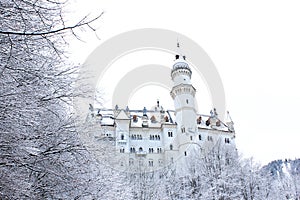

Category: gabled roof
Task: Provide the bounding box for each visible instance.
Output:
[115,109,130,120]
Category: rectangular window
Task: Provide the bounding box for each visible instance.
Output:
[208,136,213,142]
[225,138,230,144]
[149,160,154,167]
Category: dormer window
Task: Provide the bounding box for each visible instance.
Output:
[197,116,202,124]
[164,116,169,122]
[133,115,138,122]
[150,115,156,123]
[206,118,210,126]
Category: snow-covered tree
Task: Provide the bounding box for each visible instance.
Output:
[0,0,105,198]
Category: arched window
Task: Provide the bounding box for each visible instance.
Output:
[148,160,154,167]
[139,147,143,152]
[186,99,189,104]
[181,127,185,133]
[121,134,124,140]
[170,144,173,150]
[184,151,187,156]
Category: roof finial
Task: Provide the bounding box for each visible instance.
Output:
[176,38,186,60]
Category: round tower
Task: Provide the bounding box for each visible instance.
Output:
[170,50,197,154]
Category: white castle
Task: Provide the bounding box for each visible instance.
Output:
[87,49,235,171]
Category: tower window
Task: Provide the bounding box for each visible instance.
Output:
[186,99,189,104]
[208,136,213,142]
[121,134,124,140]
[168,131,173,137]
[181,127,185,133]
[170,144,173,150]
[139,147,143,152]
[184,151,187,156]
[225,138,230,144]
[190,136,193,140]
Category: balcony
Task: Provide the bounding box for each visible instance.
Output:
[136,151,147,156]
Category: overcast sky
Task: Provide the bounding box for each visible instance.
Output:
[69,0,300,165]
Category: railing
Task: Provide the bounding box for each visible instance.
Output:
[136,151,147,156]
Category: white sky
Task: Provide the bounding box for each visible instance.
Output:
[68,0,300,165]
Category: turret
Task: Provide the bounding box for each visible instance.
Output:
[170,43,198,156]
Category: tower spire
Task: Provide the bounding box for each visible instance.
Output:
[175,38,186,60]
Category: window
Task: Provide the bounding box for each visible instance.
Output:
[184,151,187,156]
[139,147,143,152]
[225,138,230,144]
[129,159,134,166]
[158,159,163,167]
[190,136,193,141]
[157,148,162,153]
[181,127,185,133]
[139,160,143,166]
[168,131,173,137]
[149,160,154,167]
[149,148,154,153]
[150,135,160,140]
[130,147,135,153]
[120,148,125,153]
[170,144,173,150]
[171,157,174,163]
[199,134,202,140]
[121,134,124,140]
[208,136,213,142]
[186,99,189,104]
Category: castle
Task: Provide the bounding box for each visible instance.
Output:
[87,49,235,171]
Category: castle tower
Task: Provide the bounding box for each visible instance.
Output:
[170,44,197,156]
